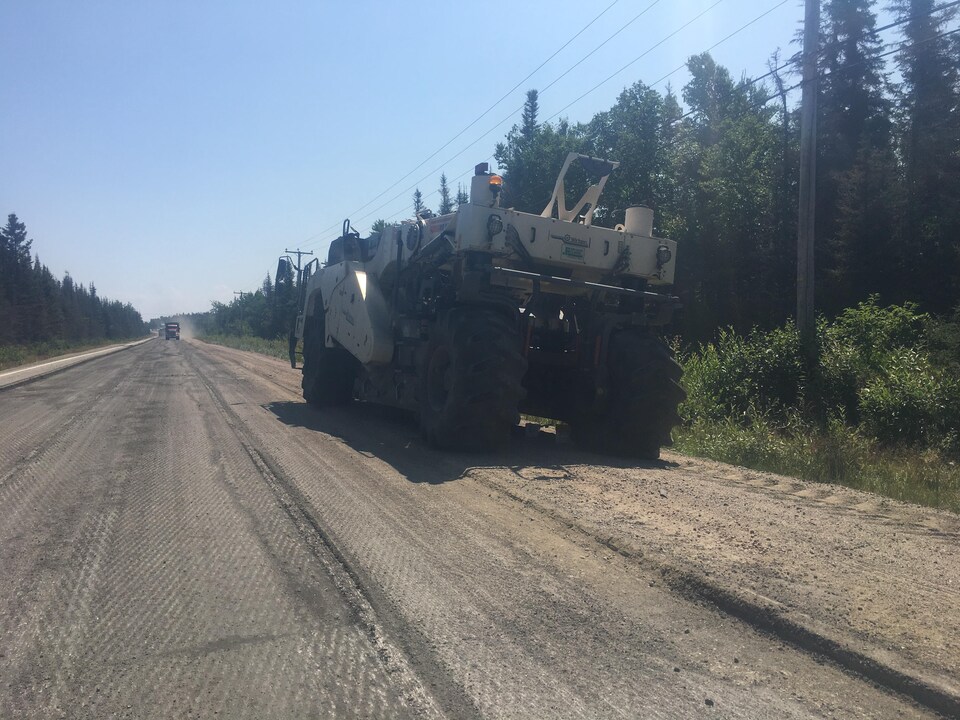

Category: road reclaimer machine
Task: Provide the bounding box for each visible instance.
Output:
[295,153,684,458]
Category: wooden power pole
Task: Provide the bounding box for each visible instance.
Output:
[797,0,819,355]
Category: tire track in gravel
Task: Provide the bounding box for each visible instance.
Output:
[186,347,667,718]
[0,355,130,492]
[1,347,156,715]
[102,340,422,720]
[186,340,943,720]
[472,471,960,719]
[458,446,960,715]
[0,340,425,719]
[182,343,455,720]
[186,345,617,718]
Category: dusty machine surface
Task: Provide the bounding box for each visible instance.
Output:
[164,322,180,340]
[296,153,684,457]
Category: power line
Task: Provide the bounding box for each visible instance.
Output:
[303,4,959,256]
[642,0,790,92]
[543,0,727,123]
[299,1,679,251]
[373,158,496,230]
[663,25,960,148]
[302,1,727,252]
[400,22,957,231]
[535,0,665,96]
[297,1,624,247]
[345,1,622,214]
[873,0,959,35]
[746,0,960,89]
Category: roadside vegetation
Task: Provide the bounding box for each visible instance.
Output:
[674,299,960,512]
[0,215,146,353]
[0,337,143,372]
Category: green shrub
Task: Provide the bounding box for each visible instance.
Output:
[815,297,930,420]
[827,296,927,363]
[925,304,960,374]
[676,298,960,510]
[859,348,960,450]
[679,324,803,423]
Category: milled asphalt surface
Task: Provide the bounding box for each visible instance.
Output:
[0,338,151,390]
[0,338,952,718]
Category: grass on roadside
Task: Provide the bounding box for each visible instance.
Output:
[673,299,960,513]
[673,417,960,513]
[0,337,145,372]
[196,333,297,362]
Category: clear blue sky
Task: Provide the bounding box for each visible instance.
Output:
[0,0,902,321]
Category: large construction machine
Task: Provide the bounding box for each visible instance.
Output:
[295,153,684,458]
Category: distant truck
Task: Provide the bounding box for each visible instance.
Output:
[164,322,180,340]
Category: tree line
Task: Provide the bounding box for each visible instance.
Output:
[200,0,960,346]
[159,257,300,340]
[414,0,958,342]
[0,214,146,346]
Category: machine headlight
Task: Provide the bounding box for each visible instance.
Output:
[656,244,672,267]
[487,214,504,237]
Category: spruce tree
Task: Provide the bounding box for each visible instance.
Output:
[413,188,428,215]
[438,173,453,214]
[891,0,960,310]
[816,0,895,313]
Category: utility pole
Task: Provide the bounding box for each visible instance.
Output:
[284,248,314,281]
[233,291,244,335]
[283,249,313,368]
[797,0,819,360]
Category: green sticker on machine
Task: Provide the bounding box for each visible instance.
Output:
[561,245,585,261]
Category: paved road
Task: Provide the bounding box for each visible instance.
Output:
[0,338,152,390]
[0,338,954,718]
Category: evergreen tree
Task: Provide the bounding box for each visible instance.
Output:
[413,188,428,215]
[438,173,454,215]
[1,214,32,264]
[891,0,960,311]
[494,89,584,212]
[816,0,894,313]
[273,259,297,338]
[496,90,584,214]
[521,89,539,141]
[456,183,469,206]
[0,215,145,345]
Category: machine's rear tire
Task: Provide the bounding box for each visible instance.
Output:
[573,332,685,460]
[301,309,357,407]
[419,308,527,451]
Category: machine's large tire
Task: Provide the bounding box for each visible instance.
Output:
[573,332,685,460]
[419,308,527,451]
[301,310,357,408]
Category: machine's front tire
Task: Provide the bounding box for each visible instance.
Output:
[419,308,527,451]
[301,309,357,408]
[573,332,685,460]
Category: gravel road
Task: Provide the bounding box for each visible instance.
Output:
[0,338,955,719]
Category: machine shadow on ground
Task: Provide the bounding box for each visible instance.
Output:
[265,400,676,485]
